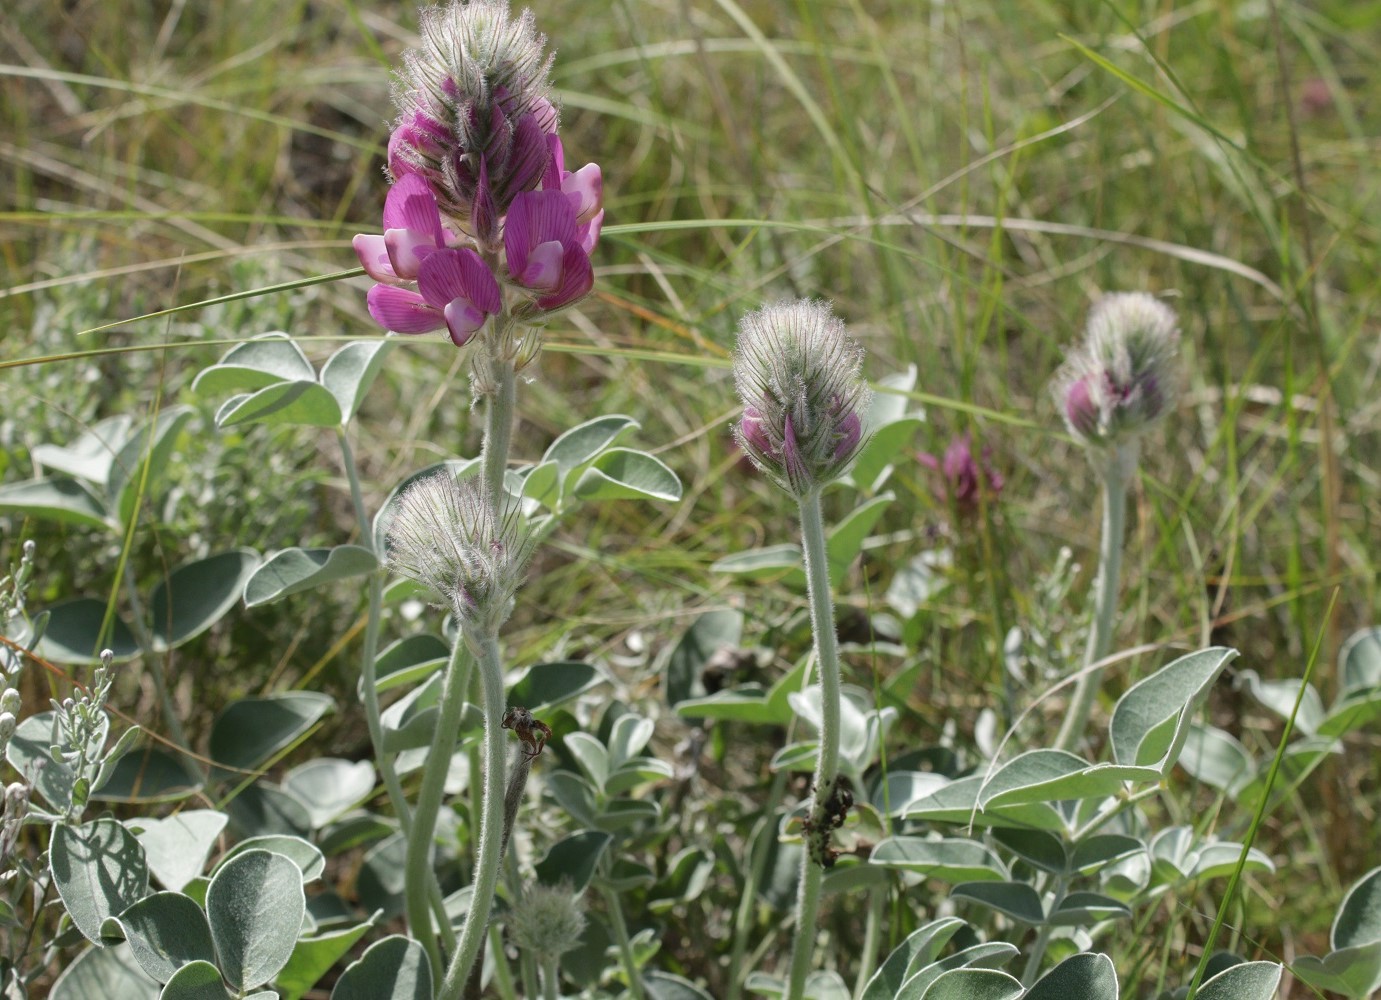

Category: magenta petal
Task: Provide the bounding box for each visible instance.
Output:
[505,112,553,196]
[739,405,775,456]
[542,133,564,191]
[383,173,431,230]
[505,190,578,274]
[833,411,862,461]
[366,285,444,334]
[470,155,498,246]
[564,163,603,223]
[443,300,486,346]
[520,240,564,291]
[536,244,594,310]
[353,234,397,283]
[418,248,502,314]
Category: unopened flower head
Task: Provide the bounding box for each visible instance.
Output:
[392,0,557,227]
[733,299,871,496]
[508,880,586,962]
[386,473,536,637]
[1054,292,1180,448]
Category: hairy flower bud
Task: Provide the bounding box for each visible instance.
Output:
[732,299,871,496]
[508,881,586,962]
[1053,292,1180,448]
[385,474,536,639]
[391,0,557,227]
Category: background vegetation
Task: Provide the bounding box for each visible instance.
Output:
[3,0,1379,993]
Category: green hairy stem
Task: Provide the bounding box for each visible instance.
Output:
[1055,439,1137,753]
[785,488,845,1000]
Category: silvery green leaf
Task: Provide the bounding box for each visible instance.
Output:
[206,850,306,991]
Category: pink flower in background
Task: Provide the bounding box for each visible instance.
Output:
[918,434,1003,516]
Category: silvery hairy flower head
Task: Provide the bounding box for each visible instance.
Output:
[1054,292,1180,449]
[391,0,557,230]
[508,880,586,963]
[733,299,871,497]
[386,473,536,638]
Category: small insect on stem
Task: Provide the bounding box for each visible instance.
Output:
[501,706,552,760]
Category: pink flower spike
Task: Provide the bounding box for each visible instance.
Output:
[353,234,397,283]
[367,285,446,335]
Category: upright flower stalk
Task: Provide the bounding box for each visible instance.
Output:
[386,474,537,992]
[732,300,870,999]
[1051,292,1180,752]
[353,1,605,984]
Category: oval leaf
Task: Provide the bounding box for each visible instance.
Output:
[0,477,111,530]
[36,597,140,664]
[1026,952,1119,1000]
[534,830,613,893]
[50,817,150,944]
[330,934,432,1000]
[215,835,325,883]
[149,550,260,649]
[919,968,1023,1000]
[119,891,216,985]
[1335,866,1381,951]
[193,333,316,394]
[206,849,306,990]
[110,405,195,525]
[951,881,1044,924]
[870,837,1009,882]
[543,414,640,473]
[572,448,682,502]
[507,660,605,712]
[243,546,378,607]
[50,943,159,1000]
[95,744,204,805]
[159,960,229,999]
[282,758,376,830]
[209,692,334,774]
[128,810,228,892]
[32,414,135,485]
[1195,960,1280,1000]
[1110,647,1237,770]
[215,380,342,429]
[320,339,393,424]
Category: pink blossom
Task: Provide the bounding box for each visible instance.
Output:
[366,248,501,347]
[503,189,594,311]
